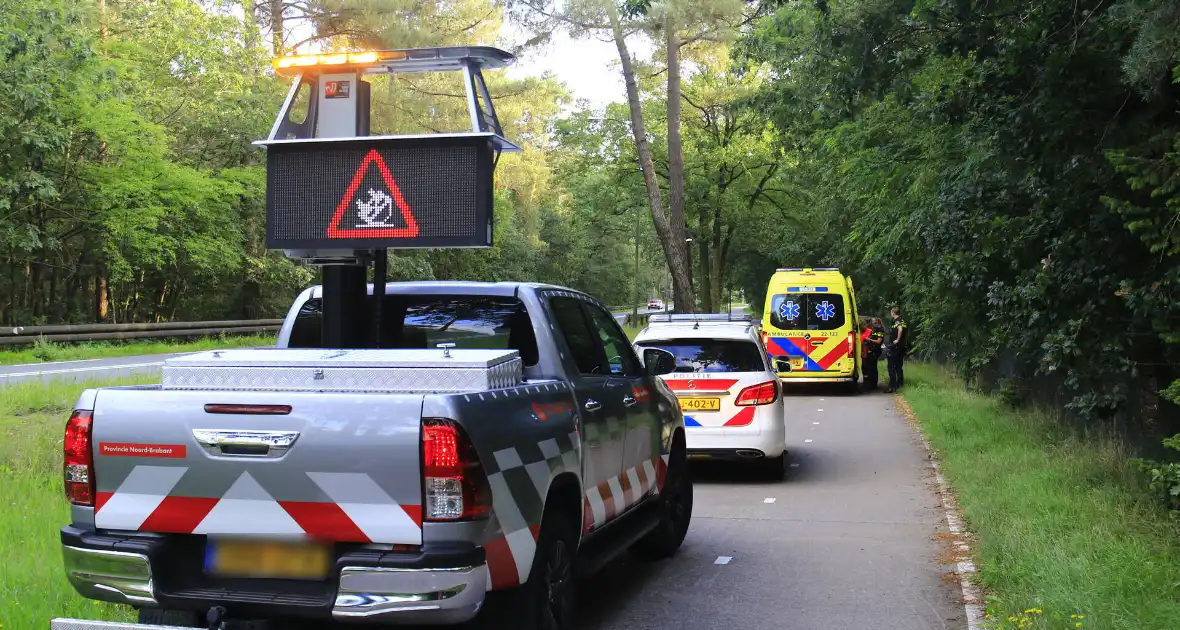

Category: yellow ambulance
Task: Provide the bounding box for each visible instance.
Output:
[761,267,861,391]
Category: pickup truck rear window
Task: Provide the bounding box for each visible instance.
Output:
[635,338,767,373]
[288,295,539,366]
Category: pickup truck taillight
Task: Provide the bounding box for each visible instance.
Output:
[422,419,491,521]
[64,410,95,506]
[734,381,779,406]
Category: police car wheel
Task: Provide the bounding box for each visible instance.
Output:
[630,434,692,561]
[137,608,201,627]
[758,452,786,481]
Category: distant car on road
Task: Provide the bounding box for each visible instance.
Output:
[634,313,788,479]
[647,298,664,310]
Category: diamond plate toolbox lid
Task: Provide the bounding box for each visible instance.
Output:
[161,348,522,393]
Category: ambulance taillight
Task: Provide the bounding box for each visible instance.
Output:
[64,410,95,506]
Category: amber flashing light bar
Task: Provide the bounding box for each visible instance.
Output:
[273,51,404,76]
[272,46,515,77]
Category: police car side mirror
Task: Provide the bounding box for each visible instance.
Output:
[643,348,677,376]
[773,357,793,373]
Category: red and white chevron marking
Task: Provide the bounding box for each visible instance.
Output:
[582,454,669,533]
[93,466,421,544]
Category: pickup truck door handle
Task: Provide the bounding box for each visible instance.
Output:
[584,399,602,412]
[622,395,637,407]
[192,429,299,458]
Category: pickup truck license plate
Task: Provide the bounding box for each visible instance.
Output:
[679,398,720,412]
[205,539,330,579]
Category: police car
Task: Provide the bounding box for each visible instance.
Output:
[635,313,788,479]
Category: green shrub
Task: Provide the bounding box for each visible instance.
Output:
[1133,434,1180,521]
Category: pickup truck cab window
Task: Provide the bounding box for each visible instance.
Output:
[548,296,605,375]
[584,305,641,377]
[288,295,539,366]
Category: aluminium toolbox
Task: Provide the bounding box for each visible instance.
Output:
[160,347,522,393]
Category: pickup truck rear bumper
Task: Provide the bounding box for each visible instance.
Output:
[58,526,488,625]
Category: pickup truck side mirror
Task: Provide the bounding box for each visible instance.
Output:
[772,357,793,373]
[642,348,677,376]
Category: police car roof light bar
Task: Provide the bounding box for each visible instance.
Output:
[649,313,754,324]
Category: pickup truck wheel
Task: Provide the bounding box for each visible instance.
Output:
[630,440,692,560]
[137,608,200,627]
[475,508,577,630]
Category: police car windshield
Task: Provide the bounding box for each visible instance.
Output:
[770,294,846,331]
[636,338,766,373]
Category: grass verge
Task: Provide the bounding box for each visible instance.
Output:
[623,323,642,341]
[0,377,155,628]
[0,334,276,366]
[902,363,1180,630]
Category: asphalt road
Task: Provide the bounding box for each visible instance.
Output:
[576,386,966,630]
[0,309,669,387]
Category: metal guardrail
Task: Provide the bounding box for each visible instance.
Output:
[2,319,283,346]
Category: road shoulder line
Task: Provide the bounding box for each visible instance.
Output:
[894,393,985,630]
[0,361,164,379]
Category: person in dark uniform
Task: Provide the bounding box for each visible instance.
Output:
[883,306,907,393]
[860,317,885,390]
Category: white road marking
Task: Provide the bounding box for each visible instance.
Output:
[763,498,776,504]
[789,463,800,468]
[812,421,820,425]
[714,556,732,565]
[913,413,985,630]
[804,439,813,443]
[1,361,163,378]
[817,408,824,412]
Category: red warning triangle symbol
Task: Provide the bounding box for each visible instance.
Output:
[326,149,419,239]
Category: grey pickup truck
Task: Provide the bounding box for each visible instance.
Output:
[53,282,692,630]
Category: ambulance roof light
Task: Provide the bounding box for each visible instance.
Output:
[272,46,514,77]
[776,267,839,272]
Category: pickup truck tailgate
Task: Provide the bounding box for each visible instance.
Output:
[90,388,423,545]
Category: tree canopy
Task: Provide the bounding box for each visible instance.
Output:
[734,0,1180,431]
[2,0,1178,435]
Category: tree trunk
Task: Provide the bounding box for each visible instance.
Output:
[48,263,58,321]
[95,272,108,323]
[66,266,80,323]
[698,237,712,312]
[665,13,690,287]
[697,204,712,312]
[709,166,727,313]
[269,0,285,55]
[607,3,694,312]
[98,0,107,42]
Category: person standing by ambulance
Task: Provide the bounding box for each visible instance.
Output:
[860,317,885,390]
[883,306,907,393]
